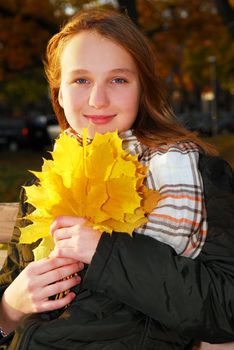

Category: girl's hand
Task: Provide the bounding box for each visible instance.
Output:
[1,257,83,328]
[50,216,102,264]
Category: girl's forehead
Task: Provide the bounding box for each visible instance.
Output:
[63,31,126,54]
[60,31,138,73]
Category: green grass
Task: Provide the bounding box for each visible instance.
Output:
[0,134,233,203]
[0,149,49,202]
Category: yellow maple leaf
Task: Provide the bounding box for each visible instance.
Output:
[33,236,55,261]
[19,129,160,260]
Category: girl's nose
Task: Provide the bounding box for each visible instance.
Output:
[88,83,109,108]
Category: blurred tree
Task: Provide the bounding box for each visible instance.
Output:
[118,0,138,23]
[0,0,233,117]
[214,0,234,37]
[0,0,65,117]
[136,0,234,112]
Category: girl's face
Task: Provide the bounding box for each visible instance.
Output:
[58,31,141,138]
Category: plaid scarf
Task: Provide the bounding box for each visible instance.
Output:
[65,128,207,259]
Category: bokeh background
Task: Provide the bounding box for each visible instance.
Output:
[0,0,234,202]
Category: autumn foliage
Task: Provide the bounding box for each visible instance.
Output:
[19,130,160,260]
[0,0,233,117]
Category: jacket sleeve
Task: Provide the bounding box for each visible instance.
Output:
[0,179,37,298]
[83,154,234,343]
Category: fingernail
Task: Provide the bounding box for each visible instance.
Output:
[70,292,76,299]
[75,275,81,282]
[79,262,84,270]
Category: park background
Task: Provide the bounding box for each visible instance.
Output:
[0,0,234,202]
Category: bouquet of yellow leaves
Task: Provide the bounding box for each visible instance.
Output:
[19,129,160,260]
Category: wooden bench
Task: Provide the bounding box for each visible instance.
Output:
[0,202,233,349]
[0,203,19,266]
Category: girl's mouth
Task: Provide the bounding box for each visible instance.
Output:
[84,114,116,124]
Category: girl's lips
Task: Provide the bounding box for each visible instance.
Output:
[84,115,116,124]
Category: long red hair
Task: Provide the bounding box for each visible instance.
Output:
[44,8,217,154]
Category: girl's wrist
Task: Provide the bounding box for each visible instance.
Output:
[0,293,24,334]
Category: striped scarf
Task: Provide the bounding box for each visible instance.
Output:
[65,128,207,259]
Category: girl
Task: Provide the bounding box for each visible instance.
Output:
[0,8,234,350]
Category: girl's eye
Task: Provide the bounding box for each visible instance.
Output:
[112,78,127,84]
[75,78,89,84]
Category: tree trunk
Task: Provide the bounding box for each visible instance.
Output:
[214,0,234,37]
[117,0,138,24]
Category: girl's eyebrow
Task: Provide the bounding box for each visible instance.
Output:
[109,68,135,75]
[68,68,135,76]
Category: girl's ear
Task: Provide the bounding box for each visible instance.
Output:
[58,88,64,108]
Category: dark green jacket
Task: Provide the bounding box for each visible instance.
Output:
[0,154,234,349]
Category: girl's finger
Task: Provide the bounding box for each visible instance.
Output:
[37,262,81,287]
[50,216,86,236]
[53,227,72,242]
[40,274,81,300]
[49,247,76,260]
[39,291,77,313]
[28,257,78,276]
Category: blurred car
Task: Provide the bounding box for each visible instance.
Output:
[0,114,60,151]
[196,113,213,136]
[218,112,234,134]
[176,111,234,136]
[47,123,61,141]
[0,118,29,151]
[176,112,202,132]
[26,114,60,150]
